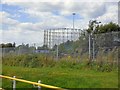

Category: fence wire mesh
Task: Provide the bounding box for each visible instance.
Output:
[1,31,120,67]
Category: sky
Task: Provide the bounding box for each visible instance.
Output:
[0,0,119,46]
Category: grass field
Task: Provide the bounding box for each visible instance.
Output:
[2,65,118,89]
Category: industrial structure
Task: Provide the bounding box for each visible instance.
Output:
[44,28,83,48]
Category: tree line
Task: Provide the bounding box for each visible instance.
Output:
[0,42,16,48]
[87,21,120,34]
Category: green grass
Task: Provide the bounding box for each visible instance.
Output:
[2,65,118,89]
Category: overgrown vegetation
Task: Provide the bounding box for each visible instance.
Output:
[2,46,118,72]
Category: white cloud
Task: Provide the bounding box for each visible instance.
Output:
[15,2,111,29]
[0,11,19,26]
[1,1,119,46]
[59,2,106,18]
[0,11,44,45]
[2,0,120,3]
[97,3,118,24]
[1,28,44,46]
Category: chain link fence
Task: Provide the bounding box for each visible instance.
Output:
[1,31,120,66]
[55,31,120,66]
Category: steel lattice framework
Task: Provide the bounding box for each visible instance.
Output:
[44,28,83,48]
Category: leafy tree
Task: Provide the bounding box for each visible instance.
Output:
[87,21,120,34]
[0,43,15,48]
[97,22,120,33]
[87,20,101,34]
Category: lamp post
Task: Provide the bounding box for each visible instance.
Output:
[72,13,75,41]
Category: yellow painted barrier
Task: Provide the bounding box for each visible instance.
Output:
[0,75,66,90]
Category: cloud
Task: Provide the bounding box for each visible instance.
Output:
[96,3,118,24]
[59,2,107,18]
[2,0,120,3]
[11,2,111,29]
[1,29,44,46]
[0,11,19,27]
[0,11,44,45]
[1,1,119,45]
[2,1,118,21]
[1,2,108,18]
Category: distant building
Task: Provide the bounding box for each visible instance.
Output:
[35,49,49,53]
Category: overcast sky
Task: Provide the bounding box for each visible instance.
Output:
[0,0,119,46]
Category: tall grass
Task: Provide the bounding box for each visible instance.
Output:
[2,47,118,72]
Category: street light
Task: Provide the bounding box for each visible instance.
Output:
[73,13,75,30]
[71,13,76,41]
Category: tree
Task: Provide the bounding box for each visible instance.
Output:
[87,20,101,34]
[87,21,120,34]
[97,22,120,33]
[5,43,13,47]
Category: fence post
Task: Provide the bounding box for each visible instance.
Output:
[92,37,95,60]
[89,34,91,60]
[13,76,16,90]
[38,80,41,90]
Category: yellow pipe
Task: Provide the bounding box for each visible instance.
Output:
[0,75,65,90]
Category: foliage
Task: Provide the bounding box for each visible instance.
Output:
[87,21,120,34]
[37,45,49,50]
[2,46,118,72]
[0,42,16,48]
[2,54,55,68]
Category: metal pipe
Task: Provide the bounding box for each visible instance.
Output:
[0,75,64,90]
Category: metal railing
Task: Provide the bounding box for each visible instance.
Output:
[0,75,65,90]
